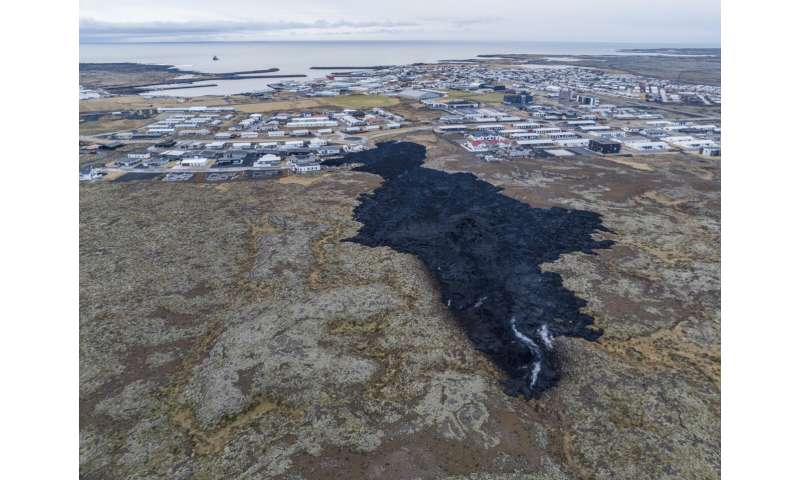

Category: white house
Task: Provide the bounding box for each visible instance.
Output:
[533,127,563,134]
[516,139,555,146]
[624,140,670,151]
[159,150,185,159]
[667,137,719,151]
[286,119,338,128]
[547,131,579,140]
[179,156,209,167]
[589,130,626,139]
[510,132,542,140]
[555,138,590,147]
[513,122,541,129]
[293,163,321,173]
[473,124,504,131]
[254,154,281,168]
[289,154,321,173]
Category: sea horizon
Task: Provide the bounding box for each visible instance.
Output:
[80,39,721,47]
[80,40,719,97]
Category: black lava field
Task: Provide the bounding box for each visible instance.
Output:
[324,142,614,399]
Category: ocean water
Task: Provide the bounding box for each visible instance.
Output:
[79,40,704,97]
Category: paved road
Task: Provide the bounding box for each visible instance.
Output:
[102,166,291,174]
[80,135,160,144]
[364,125,433,141]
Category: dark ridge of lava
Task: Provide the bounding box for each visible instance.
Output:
[324,141,614,399]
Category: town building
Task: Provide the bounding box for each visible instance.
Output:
[288,153,321,173]
[179,156,210,167]
[254,154,281,168]
[624,140,670,151]
[397,89,443,101]
[503,91,534,106]
[701,146,721,156]
[588,139,622,154]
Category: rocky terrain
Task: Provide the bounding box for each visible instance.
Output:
[80,131,720,479]
[79,63,194,89]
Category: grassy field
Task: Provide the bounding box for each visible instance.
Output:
[79,118,153,136]
[442,90,506,104]
[80,93,400,115]
[383,102,441,123]
[232,99,322,113]
[322,94,399,109]
[79,95,232,113]
[234,95,399,112]
[229,95,399,113]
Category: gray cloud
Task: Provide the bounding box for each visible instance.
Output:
[79,0,720,44]
[80,18,419,42]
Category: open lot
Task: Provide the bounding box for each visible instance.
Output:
[79,95,233,113]
[441,90,507,104]
[232,94,400,113]
[79,117,154,136]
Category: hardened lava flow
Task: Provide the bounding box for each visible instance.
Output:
[324,141,613,398]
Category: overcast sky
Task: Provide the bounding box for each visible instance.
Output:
[80,0,720,45]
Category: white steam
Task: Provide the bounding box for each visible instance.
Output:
[538,324,554,350]
[510,316,543,390]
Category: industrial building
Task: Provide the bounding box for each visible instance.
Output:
[576,95,599,106]
[397,89,442,101]
[503,91,534,106]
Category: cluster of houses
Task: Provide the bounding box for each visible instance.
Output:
[259,60,720,108]
[110,106,236,139]
[83,60,721,182]
[100,105,408,178]
[111,135,370,172]
[373,64,721,161]
[114,106,406,142]
[430,95,720,160]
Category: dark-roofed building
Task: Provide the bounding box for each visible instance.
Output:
[445,99,480,110]
[155,139,177,148]
[99,141,124,150]
[503,91,533,107]
[588,139,622,154]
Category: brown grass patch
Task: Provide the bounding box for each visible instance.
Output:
[600,156,655,171]
[277,174,329,186]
